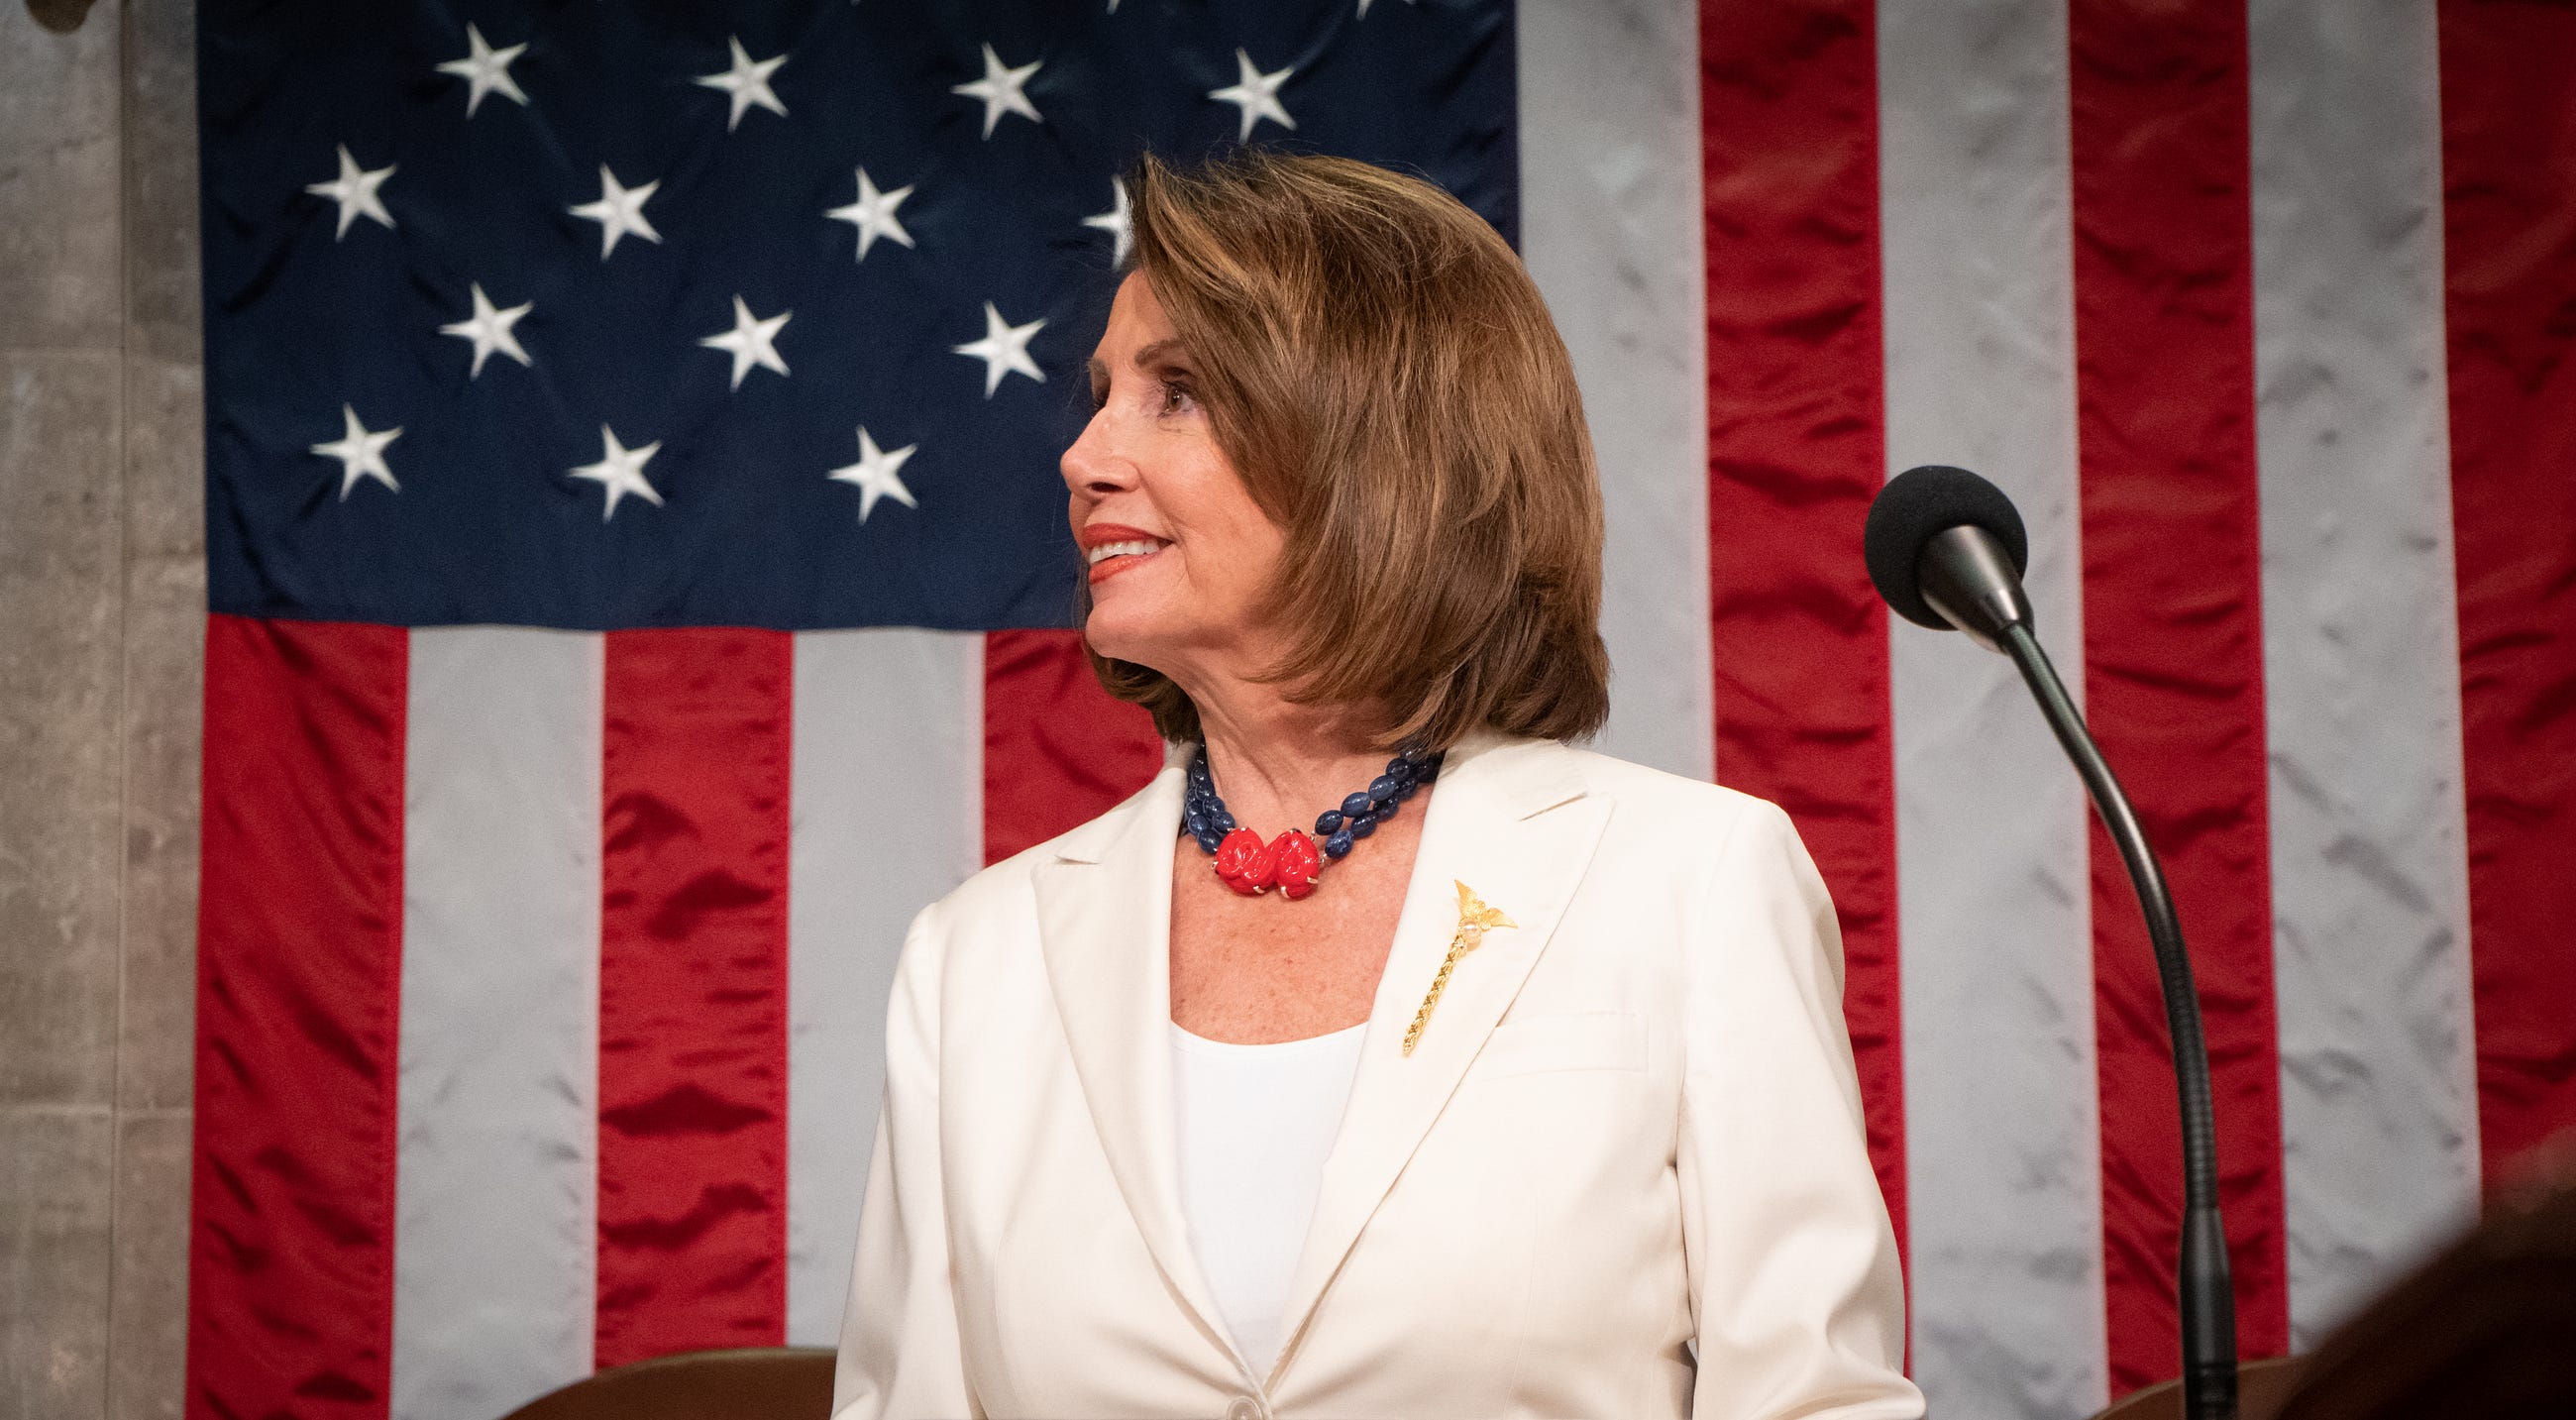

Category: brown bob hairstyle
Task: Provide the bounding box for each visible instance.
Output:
[1082,149,1610,752]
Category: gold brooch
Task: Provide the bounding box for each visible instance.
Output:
[1401,881,1517,1056]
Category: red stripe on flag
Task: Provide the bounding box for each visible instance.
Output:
[596,628,792,1365]
[983,628,1164,866]
[188,615,407,1420]
[2068,0,2290,1391]
[1699,0,1907,1261]
[2437,0,2576,1184]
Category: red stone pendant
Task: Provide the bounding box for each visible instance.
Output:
[1272,830,1322,900]
[1212,827,1324,899]
[1213,827,1277,895]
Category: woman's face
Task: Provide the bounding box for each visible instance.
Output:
[1064,272,1286,681]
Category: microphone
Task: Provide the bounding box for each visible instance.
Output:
[1863,464,2033,651]
[1867,466,2240,1420]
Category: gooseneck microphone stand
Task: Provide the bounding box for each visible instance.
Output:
[1885,473,2240,1420]
[1996,618,2238,1420]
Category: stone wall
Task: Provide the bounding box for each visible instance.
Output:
[1,0,200,1415]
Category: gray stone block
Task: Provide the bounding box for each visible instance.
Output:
[0,1106,114,1420]
[110,1110,189,1420]
[0,2,121,351]
[125,0,199,365]
[0,352,125,1110]
[121,357,203,1113]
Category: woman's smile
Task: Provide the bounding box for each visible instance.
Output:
[1080,522,1174,585]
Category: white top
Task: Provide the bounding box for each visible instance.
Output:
[1167,1019,1368,1376]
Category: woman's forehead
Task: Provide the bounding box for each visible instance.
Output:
[1092,277,1189,373]
[1104,272,1169,341]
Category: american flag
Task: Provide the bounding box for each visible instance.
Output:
[185,1,2576,1418]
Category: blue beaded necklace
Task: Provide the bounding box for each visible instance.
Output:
[1182,742,1443,899]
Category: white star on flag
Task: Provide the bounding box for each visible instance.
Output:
[569,165,661,259]
[696,36,788,131]
[828,427,921,523]
[953,301,1047,397]
[1084,178,1132,267]
[951,43,1043,139]
[569,425,663,519]
[1209,50,1297,144]
[436,23,528,117]
[700,295,792,389]
[311,404,400,499]
[1357,0,1417,15]
[827,167,916,263]
[439,283,533,379]
[306,145,396,240]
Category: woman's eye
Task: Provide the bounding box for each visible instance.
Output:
[1159,379,1195,415]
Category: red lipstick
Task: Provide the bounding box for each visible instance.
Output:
[1078,522,1165,549]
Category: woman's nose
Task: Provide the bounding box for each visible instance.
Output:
[1060,411,1133,496]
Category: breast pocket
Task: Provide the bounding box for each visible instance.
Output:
[1472,1010,1646,1079]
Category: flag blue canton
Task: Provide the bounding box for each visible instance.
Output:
[198,0,1519,631]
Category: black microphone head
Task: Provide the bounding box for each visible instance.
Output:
[1865,465,2031,630]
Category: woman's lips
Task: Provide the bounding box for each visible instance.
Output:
[1079,523,1169,586]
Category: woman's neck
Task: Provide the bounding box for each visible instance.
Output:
[1185,680,1393,838]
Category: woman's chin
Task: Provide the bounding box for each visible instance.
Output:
[1080,605,1178,669]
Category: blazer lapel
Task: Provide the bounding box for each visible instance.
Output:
[1264,729,1612,1386]
[1028,743,1249,1372]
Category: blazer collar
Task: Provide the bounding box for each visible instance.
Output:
[1029,726,1613,1389]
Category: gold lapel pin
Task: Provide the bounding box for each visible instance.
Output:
[1401,881,1517,1056]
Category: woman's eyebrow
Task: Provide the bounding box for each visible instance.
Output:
[1132,338,1190,370]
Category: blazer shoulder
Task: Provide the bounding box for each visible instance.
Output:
[913,759,1177,936]
[915,838,1047,938]
[1555,741,1790,843]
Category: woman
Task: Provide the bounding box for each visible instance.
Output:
[832,151,1921,1419]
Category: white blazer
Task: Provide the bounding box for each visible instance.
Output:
[832,726,1924,1419]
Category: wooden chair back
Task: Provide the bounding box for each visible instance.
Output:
[498,1347,835,1420]
[2091,1357,2305,1419]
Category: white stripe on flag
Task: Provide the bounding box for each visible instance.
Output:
[1517,0,1714,782]
[787,628,984,1346]
[1877,3,2106,1415]
[2246,0,2481,1345]
[395,627,601,1420]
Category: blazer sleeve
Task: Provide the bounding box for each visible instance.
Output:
[831,904,978,1420]
[1678,798,1924,1418]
